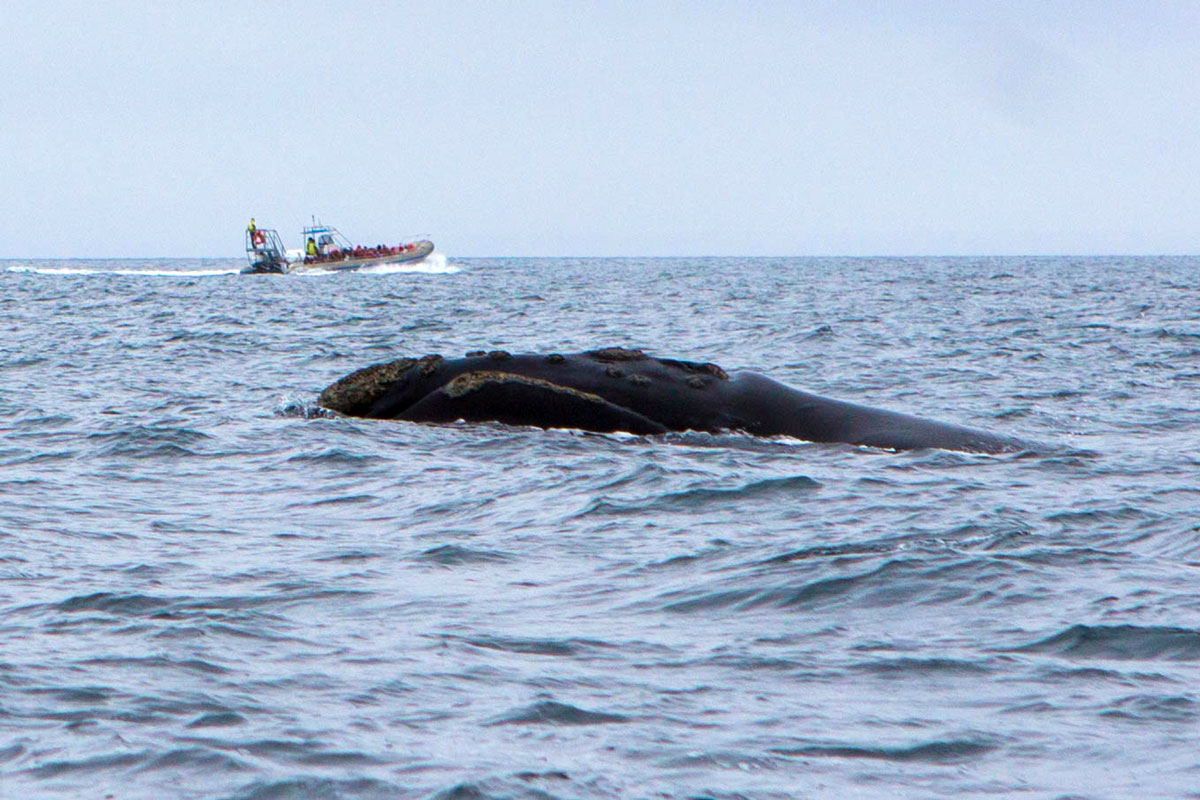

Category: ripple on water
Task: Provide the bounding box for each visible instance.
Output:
[577,474,821,516]
[186,711,247,728]
[223,777,403,800]
[456,634,612,657]
[85,424,213,458]
[486,700,630,726]
[1098,694,1198,723]
[24,750,151,779]
[283,448,379,466]
[6,256,1200,799]
[655,556,1011,614]
[414,544,511,566]
[1013,624,1200,661]
[768,736,999,764]
[846,656,994,677]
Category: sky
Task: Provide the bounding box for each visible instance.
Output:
[1,0,1198,257]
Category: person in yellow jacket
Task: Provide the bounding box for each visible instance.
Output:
[306,236,319,260]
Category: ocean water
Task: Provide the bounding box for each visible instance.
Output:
[1,255,1198,799]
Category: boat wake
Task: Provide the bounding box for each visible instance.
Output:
[5,262,240,277]
[4,253,461,277]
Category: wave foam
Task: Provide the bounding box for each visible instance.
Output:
[6,264,239,277]
[295,251,461,276]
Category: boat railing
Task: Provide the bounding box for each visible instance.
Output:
[246,228,287,269]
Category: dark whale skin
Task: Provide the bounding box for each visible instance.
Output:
[318,347,1022,454]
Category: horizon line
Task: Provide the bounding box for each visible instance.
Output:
[2,252,1198,261]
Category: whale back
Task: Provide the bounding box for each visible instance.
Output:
[320,348,746,433]
[318,348,1022,453]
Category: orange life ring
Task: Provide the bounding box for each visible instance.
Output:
[252,230,266,246]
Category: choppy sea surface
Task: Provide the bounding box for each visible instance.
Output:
[2,255,1199,799]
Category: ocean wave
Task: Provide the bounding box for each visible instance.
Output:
[84,424,213,458]
[655,557,1006,614]
[486,700,629,726]
[577,474,821,516]
[1013,624,1200,661]
[769,736,998,763]
[7,255,1200,798]
[415,544,511,566]
[1099,694,1198,723]
[222,777,403,800]
[456,634,612,657]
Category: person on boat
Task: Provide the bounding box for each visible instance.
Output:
[306,236,318,259]
[247,218,270,250]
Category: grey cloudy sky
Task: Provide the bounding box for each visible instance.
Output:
[2,1,1197,257]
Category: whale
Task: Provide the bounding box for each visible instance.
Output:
[317,347,1023,453]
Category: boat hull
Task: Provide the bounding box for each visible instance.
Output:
[296,240,434,272]
[241,259,288,275]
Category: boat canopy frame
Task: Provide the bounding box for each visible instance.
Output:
[245,227,288,272]
[302,218,355,256]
